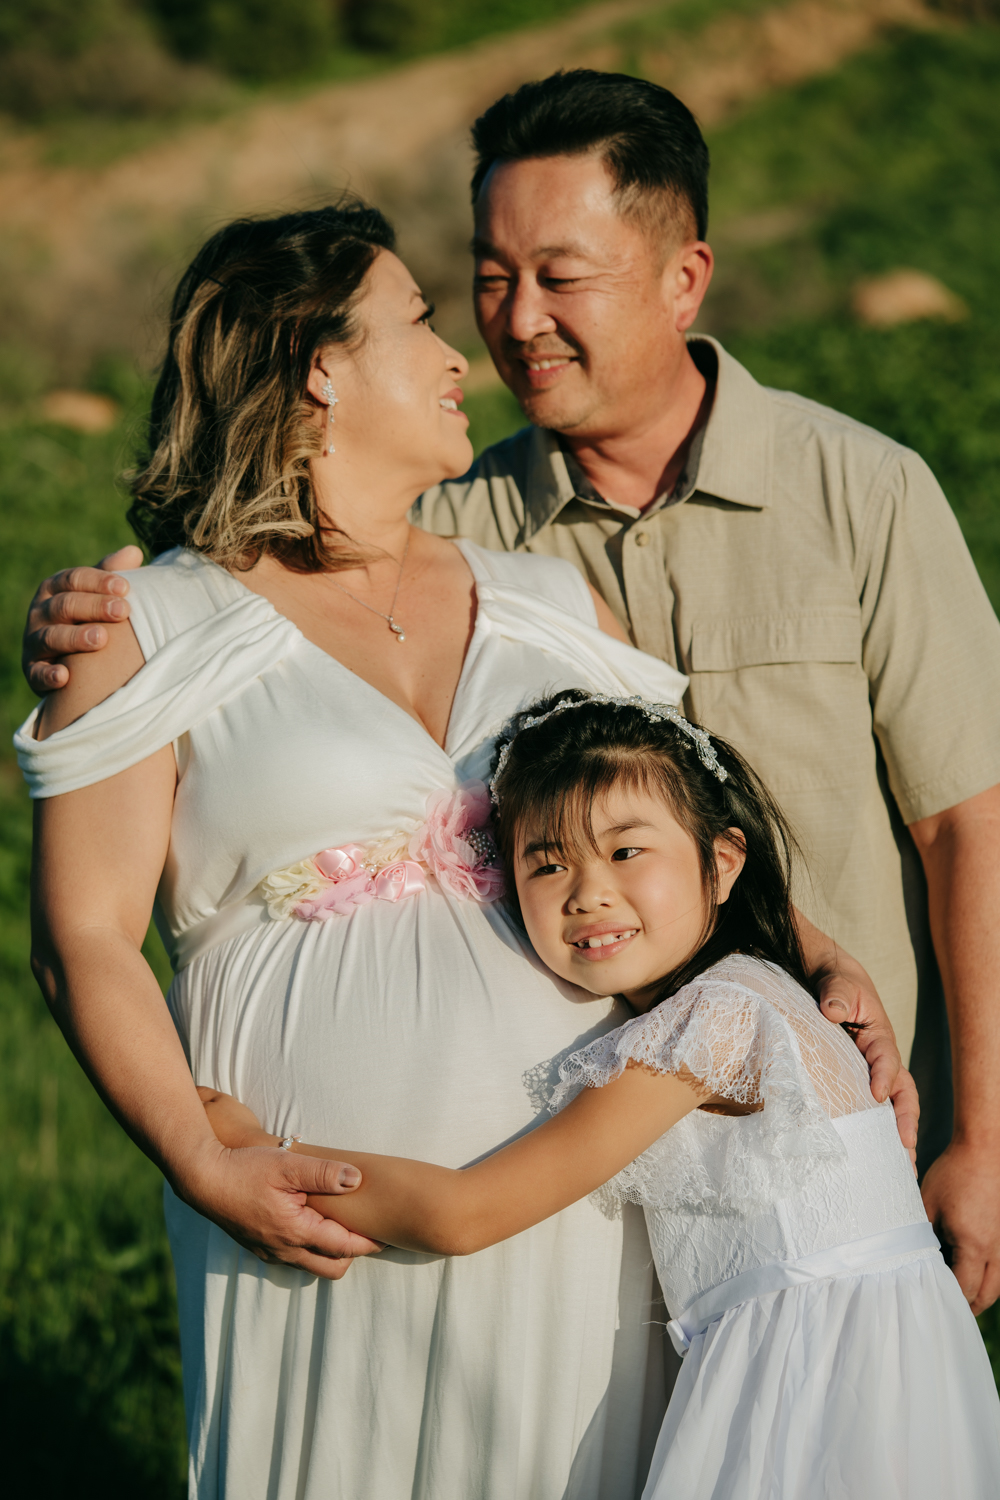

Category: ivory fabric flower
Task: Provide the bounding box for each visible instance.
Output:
[260,858,330,919]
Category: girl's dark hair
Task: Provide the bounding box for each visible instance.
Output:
[126,199,396,573]
[490,690,812,1000]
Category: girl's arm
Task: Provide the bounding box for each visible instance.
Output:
[201,1066,705,1256]
[33,628,379,1280]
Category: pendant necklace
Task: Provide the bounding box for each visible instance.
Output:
[330,531,411,642]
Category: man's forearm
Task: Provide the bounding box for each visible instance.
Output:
[910,784,1000,1311]
[794,905,871,993]
[912,787,1000,1149]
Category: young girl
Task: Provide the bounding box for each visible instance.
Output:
[203,690,1000,1498]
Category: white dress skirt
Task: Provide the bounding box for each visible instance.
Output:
[16,541,689,1500]
[556,953,1000,1500]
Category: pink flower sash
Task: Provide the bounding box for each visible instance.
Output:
[260,780,504,922]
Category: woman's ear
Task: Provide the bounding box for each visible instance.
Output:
[306,354,336,409]
[714,829,747,904]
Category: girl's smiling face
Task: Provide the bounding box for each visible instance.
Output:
[514,784,745,1011]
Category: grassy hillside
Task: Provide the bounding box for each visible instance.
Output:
[1,17,999,1496]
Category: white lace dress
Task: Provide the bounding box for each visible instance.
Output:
[557,954,1000,1499]
[16,541,689,1500]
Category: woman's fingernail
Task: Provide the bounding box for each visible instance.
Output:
[84,627,102,645]
[825,998,848,1017]
[338,1166,361,1189]
[107,599,127,619]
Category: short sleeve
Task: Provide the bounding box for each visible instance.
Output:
[457,540,598,627]
[553,977,845,1213]
[118,547,245,658]
[15,593,300,798]
[860,449,1000,823]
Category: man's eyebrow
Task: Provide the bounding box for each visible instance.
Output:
[471,238,594,261]
[531,242,592,259]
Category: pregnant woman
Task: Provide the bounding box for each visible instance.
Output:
[19,203,908,1500]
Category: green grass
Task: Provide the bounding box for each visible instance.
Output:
[3,20,1000,1494]
[11,0,641,169]
[0,417,184,1495]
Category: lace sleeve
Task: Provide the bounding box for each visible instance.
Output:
[552,976,846,1214]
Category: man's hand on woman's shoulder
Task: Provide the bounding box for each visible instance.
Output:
[22,545,143,694]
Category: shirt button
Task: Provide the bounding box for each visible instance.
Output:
[634,531,649,547]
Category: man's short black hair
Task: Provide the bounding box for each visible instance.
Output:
[470,70,709,244]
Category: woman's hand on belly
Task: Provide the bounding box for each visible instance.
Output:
[184,1131,383,1276]
[195,1087,383,1272]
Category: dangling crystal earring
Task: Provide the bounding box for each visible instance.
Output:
[321,378,338,454]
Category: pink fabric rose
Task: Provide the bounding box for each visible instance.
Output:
[373,861,426,902]
[409,781,504,903]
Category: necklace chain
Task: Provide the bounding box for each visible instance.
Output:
[330,531,411,642]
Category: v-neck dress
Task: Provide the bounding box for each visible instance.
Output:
[17,541,689,1500]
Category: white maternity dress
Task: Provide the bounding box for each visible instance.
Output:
[557,953,1000,1500]
[17,541,688,1500]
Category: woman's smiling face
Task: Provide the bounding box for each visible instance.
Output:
[513,783,745,1010]
[311,249,473,494]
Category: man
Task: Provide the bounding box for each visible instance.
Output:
[24,73,993,1311]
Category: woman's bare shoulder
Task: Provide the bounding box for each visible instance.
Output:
[37,620,145,739]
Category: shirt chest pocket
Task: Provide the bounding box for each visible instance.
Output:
[688,611,862,673]
[685,610,871,795]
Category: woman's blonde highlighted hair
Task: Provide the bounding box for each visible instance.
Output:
[127,200,395,572]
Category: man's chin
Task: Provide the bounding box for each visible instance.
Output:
[512,384,595,435]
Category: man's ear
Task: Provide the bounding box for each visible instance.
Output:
[714,828,746,904]
[663,241,714,333]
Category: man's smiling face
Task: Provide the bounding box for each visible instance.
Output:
[472,152,708,438]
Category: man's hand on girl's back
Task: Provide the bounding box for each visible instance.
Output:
[818,974,919,1168]
[22,545,143,693]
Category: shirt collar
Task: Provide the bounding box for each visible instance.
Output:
[520,335,773,542]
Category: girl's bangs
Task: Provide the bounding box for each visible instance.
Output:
[510,751,657,864]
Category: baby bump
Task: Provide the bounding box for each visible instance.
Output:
[169,889,621,1166]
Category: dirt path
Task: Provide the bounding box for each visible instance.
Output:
[0,0,936,379]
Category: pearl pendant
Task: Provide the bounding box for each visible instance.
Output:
[390,621,405,642]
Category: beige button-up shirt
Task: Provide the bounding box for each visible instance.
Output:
[415,338,1000,1057]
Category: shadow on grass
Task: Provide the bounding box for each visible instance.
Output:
[0,1354,185,1498]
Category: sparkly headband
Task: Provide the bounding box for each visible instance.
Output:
[489,693,728,806]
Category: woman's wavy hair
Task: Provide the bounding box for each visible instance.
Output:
[490,690,813,1000]
[126,200,396,572]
